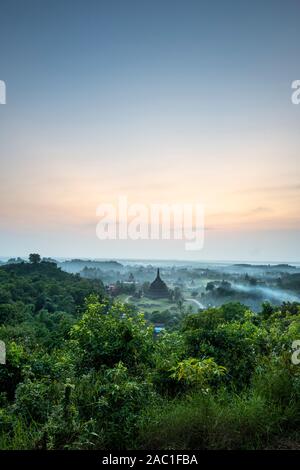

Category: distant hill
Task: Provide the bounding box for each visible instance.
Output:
[59,259,124,274]
[0,261,105,321]
[233,263,296,270]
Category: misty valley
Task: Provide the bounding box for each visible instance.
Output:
[60,258,300,320]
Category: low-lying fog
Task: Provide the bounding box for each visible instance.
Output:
[54,258,300,313]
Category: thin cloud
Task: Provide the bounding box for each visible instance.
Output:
[234,184,300,195]
[209,206,272,219]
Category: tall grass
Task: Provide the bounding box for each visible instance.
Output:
[0,417,40,450]
[138,389,298,449]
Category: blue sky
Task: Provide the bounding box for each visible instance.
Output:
[0,0,299,261]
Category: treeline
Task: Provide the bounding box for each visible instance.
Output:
[0,260,300,449]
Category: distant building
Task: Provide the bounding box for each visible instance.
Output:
[148,268,169,298]
[154,323,165,335]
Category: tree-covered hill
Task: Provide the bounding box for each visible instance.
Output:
[0,259,105,350]
[0,260,105,319]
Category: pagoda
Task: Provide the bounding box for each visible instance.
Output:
[148,268,169,298]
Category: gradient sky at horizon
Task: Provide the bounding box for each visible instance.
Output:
[0,0,299,262]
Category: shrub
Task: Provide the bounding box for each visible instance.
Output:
[70,297,154,372]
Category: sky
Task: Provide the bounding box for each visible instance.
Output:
[0,0,299,262]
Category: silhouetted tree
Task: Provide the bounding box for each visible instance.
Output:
[29,253,41,264]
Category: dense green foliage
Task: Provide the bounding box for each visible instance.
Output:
[0,261,300,449]
[0,261,104,349]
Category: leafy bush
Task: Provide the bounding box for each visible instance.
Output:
[170,357,226,391]
[70,297,154,371]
